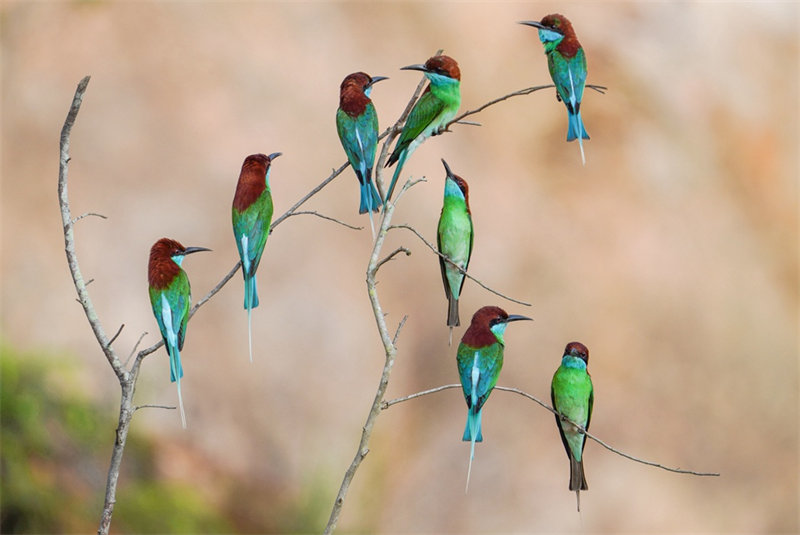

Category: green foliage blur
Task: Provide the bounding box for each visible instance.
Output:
[0,344,232,533]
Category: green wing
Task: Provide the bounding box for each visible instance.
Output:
[387,89,445,166]
[232,190,273,278]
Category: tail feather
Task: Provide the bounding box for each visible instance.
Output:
[384,151,407,203]
[247,305,253,363]
[176,375,187,429]
[358,174,383,214]
[446,295,460,328]
[168,345,183,383]
[244,273,259,309]
[569,455,587,511]
[463,408,483,493]
[566,110,589,165]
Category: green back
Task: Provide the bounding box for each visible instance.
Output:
[148,270,191,352]
[547,47,587,108]
[232,189,273,278]
[336,103,379,179]
[457,342,503,412]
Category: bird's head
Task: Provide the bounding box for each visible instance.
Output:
[401,54,461,83]
[563,341,589,365]
[441,159,470,207]
[463,305,532,346]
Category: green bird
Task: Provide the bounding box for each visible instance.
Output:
[148,238,210,428]
[232,152,281,363]
[437,159,473,345]
[384,54,461,202]
[520,14,590,164]
[336,71,388,238]
[551,341,594,511]
[457,306,532,492]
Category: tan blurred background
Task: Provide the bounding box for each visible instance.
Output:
[2,1,798,532]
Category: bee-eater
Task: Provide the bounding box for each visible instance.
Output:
[551,341,594,511]
[336,72,388,239]
[437,159,473,344]
[232,152,281,363]
[148,238,210,428]
[457,306,532,492]
[520,14,590,164]
[384,54,461,202]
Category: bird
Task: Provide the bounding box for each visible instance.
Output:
[551,341,594,511]
[384,54,461,202]
[232,152,281,363]
[457,305,532,492]
[147,237,210,428]
[520,14,590,164]
[436,159,473,344]
[336,71,388,239]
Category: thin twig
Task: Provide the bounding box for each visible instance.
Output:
[382,383,719,477]
[285,210,363,231]
[389,223,532,307]
[124,332,148,368]
[375,247,412,272]
[105,324,124,349]
[392,315,409,346]
[72,212,107,224]
[134,404,175,412]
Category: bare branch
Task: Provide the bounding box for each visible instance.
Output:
[382,384,460,409]
[392,315,409,346]
[389,223,532,307]
[58,77,125,381]
[71,212,107,224]
[271,162,350,230]
[493,386,720,477]
[134,404,175,412]
[382,383,720,477]
[375,246,412,272]
[105,324,124,349]
[285,210,363,231]
[124,332,148,368]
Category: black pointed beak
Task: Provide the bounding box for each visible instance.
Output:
[268,152,282,161]
[369,76,389,86]
[183,246,211,256]
[441,158,454,178]
[400,63,428,73]
[519,20,546,29]
[506,314,533,323]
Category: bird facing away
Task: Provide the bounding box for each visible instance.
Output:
[551,341,594,511]
[336,71,388,239]
[436,159,473,344]
[457,306,532,492]
[384,54,461,202]
[520,14,590,164]
[148,237,210,428]
[232,152,281,363]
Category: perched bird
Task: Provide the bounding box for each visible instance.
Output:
[551,341,594,511]
[232,152,281,363]
[384,54,461,202]
[457,306,532,492]
[148,238,210,428]
[336,71,388,238]
[520,14,590,164]
[436,159,473,344]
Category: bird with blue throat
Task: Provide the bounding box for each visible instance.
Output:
[384,54,461,202]
[457,306,532,492]
[551,341,594,511]
[336,71,388,239]
[437,159,473,345]
[520,14,590,164]
[232,152,281,363]
[148,237,210,428]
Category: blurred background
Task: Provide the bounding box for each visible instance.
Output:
[1,1,797,533]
